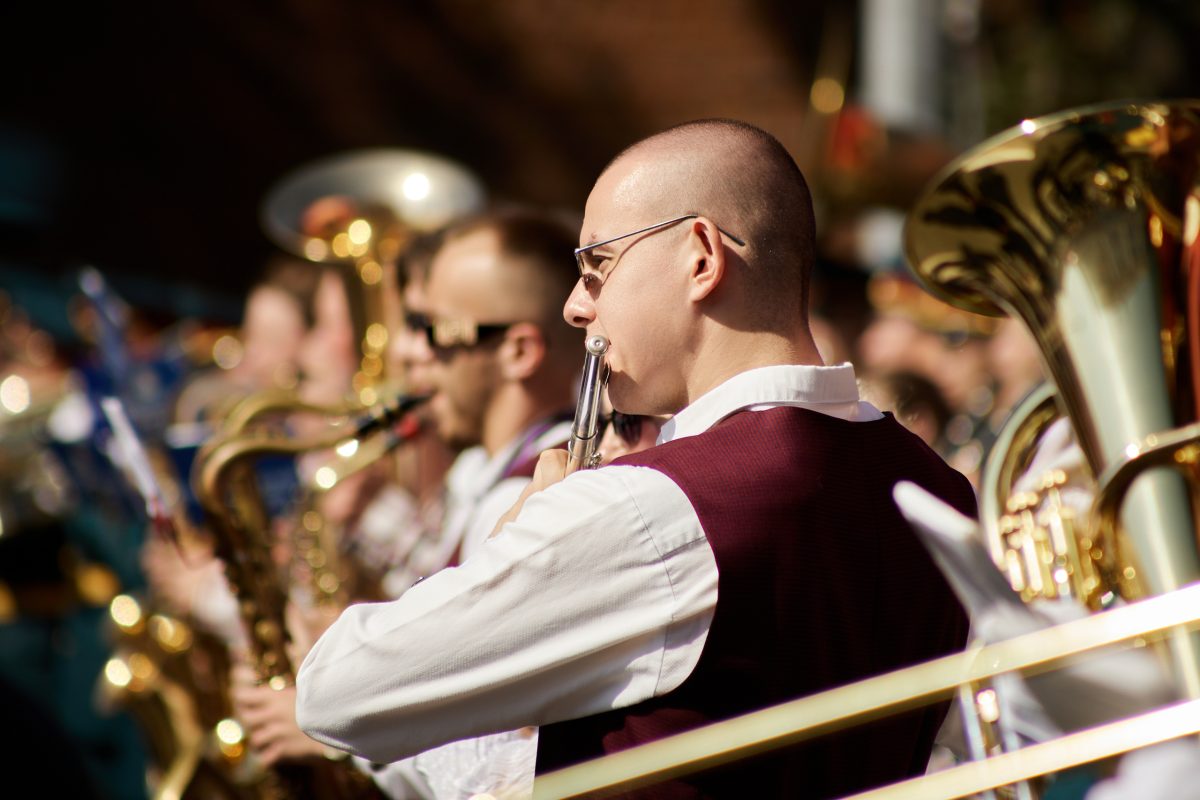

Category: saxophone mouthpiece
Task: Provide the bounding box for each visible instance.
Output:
[352,393,431,440]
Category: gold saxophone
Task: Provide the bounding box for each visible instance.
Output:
[193,393,426,799]
[196,388,372,611]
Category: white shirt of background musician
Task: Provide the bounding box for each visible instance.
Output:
[376,420,573,599]
[297,364,877,765]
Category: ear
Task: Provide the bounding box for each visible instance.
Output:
[685,217,727,302]
[497,322,547,381]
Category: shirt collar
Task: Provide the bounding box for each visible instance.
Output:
[449,417,575,500]
[658,363,861,443]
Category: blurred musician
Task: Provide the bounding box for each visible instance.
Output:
[234,207,585,798]
[296,120,976,798]
[0,281,204,798]
[143,257,325,646]
[173,255,320,425]
[856,271,999,486]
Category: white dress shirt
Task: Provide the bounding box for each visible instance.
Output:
[356,419,572,799]
[297,364,879,766]
[377,420,572,599]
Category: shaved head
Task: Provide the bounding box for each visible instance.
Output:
[605,119,816,324]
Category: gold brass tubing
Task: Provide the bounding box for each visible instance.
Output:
[840,699,1200,800]
[978,382,1061,567]
[532,581,1200,799]
[1094,419,1200,530]
[221,389,357,436]
[153,679,206,800]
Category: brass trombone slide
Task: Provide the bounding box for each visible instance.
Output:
[533,580,1200,799]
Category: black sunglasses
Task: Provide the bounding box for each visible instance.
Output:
[598,410,647,447]
[404,311,511,350]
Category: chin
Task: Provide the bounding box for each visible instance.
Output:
[607,373,650,416]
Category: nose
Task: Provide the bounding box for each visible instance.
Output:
[563,279,595,329]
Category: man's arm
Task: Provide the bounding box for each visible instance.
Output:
[294,466,717,765]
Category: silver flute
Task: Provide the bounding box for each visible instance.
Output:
[564,334,610,474]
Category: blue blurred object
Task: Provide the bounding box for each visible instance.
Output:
[164,429,301,524]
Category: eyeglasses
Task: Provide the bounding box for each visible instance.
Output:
[574,213,746,290]
[598,410,648,447]
[404,311,511,350]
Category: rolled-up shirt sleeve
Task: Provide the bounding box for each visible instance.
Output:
[295,464,718,765]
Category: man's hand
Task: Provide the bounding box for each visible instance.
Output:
[230,662,327,766]
[488,448,569,539]
[140,536,222,618]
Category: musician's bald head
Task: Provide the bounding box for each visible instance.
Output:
[601,119,816,326]
[569,119,823,414]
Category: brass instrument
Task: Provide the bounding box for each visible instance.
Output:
[193,394,426,799]
[565,335,610,474]
[258,149,485,605]
[537,99,1200,799]
[262,149,486,405]
[101,593,249,800]
[181,153,481,797]
[906,98,1200,696]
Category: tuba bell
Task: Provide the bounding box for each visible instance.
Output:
[906,99,1200,697]
[261,148,486,405]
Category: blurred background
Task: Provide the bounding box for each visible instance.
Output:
[3,0,1199,323]
[3,1,1200,797]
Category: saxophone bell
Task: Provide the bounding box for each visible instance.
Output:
[565,335,610,474]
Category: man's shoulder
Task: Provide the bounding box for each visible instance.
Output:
[615,405,894,466]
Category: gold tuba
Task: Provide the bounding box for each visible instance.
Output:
[905,99,1200,697]
[261,148,486,405]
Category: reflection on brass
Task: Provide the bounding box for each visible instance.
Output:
[110,594,145,632]
[0,581,15,622]
[215,717,247,760]
[907,99,1200,697]
[534,582,1200,800]
[150,614,194,654]
[75,562,121,606]
[261,149,485,404]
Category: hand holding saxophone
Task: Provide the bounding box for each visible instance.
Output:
[230,660,329,767]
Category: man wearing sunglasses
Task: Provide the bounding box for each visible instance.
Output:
[238,210,583,799]
[375,208,589,798]
[298,121,976,798]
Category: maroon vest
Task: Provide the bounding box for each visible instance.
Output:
[535,407,975,798]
